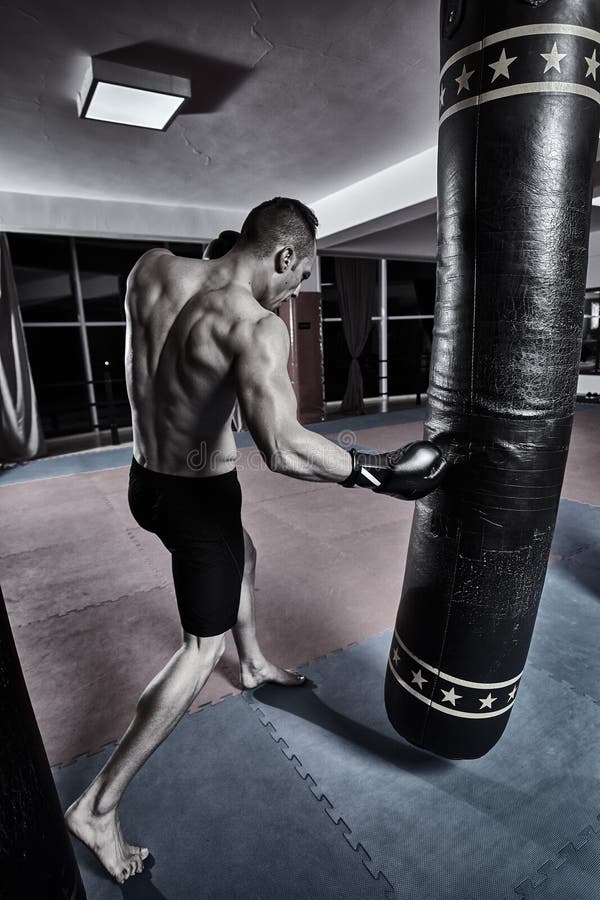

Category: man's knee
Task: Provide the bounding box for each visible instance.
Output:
[183,631,226,666]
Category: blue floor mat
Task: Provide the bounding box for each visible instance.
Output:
[54,695,392,900]
[244,499,600,900]
[52,495,600,899]
[528,501,600,703]
[0,445,136,484]
[246,635,600,900]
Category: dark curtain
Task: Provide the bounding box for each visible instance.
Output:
[334,258,378,414]
[0,233,44,462]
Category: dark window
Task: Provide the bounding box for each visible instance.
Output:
[75,238,155,322]
[320,257,341,319]
[9,233,154,438]
[321,283,342,319]
[10,235,77,323]
[322,322,351,401]
[387,319,433,395]
[24,326,90,437]
[361,326,380,398]
[322,321,379,402]
[87,327,131,429]
[320,255,438,404]
[387,260,436,316]
[319,256,335,286]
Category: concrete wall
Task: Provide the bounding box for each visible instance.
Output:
[0,191,243,242]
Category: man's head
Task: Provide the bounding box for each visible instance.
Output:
[238,197,318,308]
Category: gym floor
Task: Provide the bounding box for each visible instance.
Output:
[1,405,600,899]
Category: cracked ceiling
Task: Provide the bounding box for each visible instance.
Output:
[0,0,439,210]
[3,0,598,257]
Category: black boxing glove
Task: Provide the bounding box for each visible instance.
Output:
[340,441,447,500]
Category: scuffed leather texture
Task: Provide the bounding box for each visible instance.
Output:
[385,0,600,759]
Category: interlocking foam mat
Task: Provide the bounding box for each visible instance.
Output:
[54,691,393,900]
[53,497,600,899]
[2,408,599,896]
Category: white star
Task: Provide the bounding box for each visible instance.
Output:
[392,647,400,665]
[479,692,498,710]
[441,686,462,706]
[488,47,518,83]
[541,42,566,74]
[411,669,428,690]
[508,685,518,701]
[455,64,475,95]
[585,48,600,81]
[440,85,446,106]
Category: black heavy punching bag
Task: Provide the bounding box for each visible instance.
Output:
[384,0,600,759]
[0,587,87,898]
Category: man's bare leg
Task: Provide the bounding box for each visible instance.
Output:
[65,631,225,884]
[234,529,305,689]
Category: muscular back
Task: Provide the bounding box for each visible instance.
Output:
[125,249,266,477]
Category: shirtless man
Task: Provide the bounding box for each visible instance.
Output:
[65,197,446,883]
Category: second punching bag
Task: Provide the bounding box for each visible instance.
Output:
[384,0,600,759]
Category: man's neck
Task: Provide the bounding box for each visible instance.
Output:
[218,249,268,302]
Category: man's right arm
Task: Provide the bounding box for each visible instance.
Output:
[233,313,448,498]
[233,314,353,483]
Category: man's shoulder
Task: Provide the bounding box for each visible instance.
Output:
[128,248,175,287]
[229,310,288,357]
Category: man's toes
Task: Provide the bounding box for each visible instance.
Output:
[283,669,305,683]
[119,862,133,882]
[130,845,148,867]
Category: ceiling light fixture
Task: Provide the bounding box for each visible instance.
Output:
[77,58,191,130]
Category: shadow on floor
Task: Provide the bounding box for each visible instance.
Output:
[248,679,451,775]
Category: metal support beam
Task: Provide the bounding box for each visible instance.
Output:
[379,258,388,412]
[68,237,99,431]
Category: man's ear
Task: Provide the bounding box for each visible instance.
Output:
[275,246,294,274]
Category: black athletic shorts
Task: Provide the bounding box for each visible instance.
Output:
[128,457,245,637]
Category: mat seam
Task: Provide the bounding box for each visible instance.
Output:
[242,691,395,896]
[505,813,600,899]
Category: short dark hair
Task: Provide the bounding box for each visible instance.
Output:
[239,197,318,260]
[204,230,239,260]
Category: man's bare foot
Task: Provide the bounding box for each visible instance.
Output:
[240,658,306,690]
[65,793,149,884]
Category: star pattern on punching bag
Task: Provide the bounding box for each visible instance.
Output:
[455,63,475,94]
[388,634,522,721]
[585,49,600,80]
[540,41,567,73]
[489,48,518,82]
[411,669,428,690]
[438,23,600,124]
